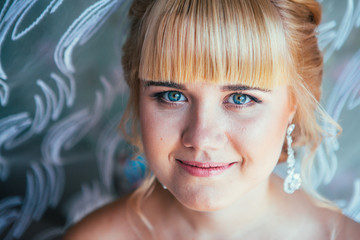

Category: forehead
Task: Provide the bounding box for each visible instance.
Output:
[138,0,297,89]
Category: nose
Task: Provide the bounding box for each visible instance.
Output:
[181,103,228,151]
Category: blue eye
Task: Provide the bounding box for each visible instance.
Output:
[164,91,185,102]
[230,93,251,105]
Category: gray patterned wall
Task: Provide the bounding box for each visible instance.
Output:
[0,0,359,239]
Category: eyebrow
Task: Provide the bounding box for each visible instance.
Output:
[221,85,271,92]
[142,80,271,92]
[143,80,186,90]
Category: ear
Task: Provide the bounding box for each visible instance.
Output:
[287,86,297,124]
[288,86,297,125]
[288,103,297,124]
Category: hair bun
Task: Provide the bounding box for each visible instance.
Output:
[290,0,322,25]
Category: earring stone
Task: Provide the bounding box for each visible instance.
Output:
[283,124,302,194]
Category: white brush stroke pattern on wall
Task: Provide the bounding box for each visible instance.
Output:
[0,0,124,238]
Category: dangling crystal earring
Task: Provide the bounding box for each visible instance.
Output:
[283,124,302,194]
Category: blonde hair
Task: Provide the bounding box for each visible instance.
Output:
[120,0,340,234]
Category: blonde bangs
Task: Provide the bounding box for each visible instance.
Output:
[138,0,297,88]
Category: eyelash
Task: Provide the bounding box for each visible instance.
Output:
[225,93,261,109]
[151,91,261,108]
[151,91,187,106]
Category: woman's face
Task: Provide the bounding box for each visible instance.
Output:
[139,80,295,211]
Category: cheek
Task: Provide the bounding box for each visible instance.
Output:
[140,109,181,147]
[139,102,184,174]
[229,107,289,175]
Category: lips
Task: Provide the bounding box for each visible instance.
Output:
[176,159,236,177]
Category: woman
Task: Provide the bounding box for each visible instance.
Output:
[64,0,360,239]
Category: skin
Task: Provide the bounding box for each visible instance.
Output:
[139,81,295,212]
[63,81,360,240]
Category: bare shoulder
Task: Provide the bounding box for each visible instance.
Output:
[333,213,360,240]
[304,200,360,240]
[63,194,138,240]
[272,176,360,240]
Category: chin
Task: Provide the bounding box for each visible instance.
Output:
[190,204,228,212]
[182,197,233,212]
[173,187,236,212]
